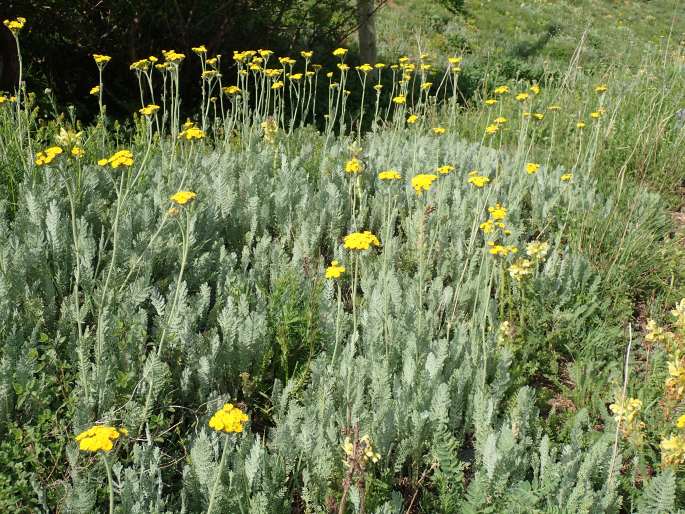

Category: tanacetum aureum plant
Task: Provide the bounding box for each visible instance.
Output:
[1,13,684,514]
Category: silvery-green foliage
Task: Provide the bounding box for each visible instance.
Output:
[0,120,670,511]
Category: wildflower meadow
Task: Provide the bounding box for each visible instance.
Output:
[1,2,685,512]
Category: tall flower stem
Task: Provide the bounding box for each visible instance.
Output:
[103,454,115,514]
[207,434,230,514]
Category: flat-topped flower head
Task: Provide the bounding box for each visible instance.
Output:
[192,44,208,55]
[487,242,518,257]
[71,147,85,159]
[515,92,529,102]
[378,170,401,181]
[393,95,406,105]
[333,47,348,57]
[93,54,111,67]
[530,83,540,95]
[170,191,197,206]
[576,120,586,129]
[3,17,26,35]
[343,231,381,251]
[508,258,533,281]
[494,85,509,95]
[560,173,573,182]
[139,104,160,116]
[525,162,540,175]
[526,241,549,261]
[35,146,63,166]
[411,174,438,194]
[485,124,498,135]
[432,127,446,135]
[488,203,507,221]
[595,83,608,93]
[436,165,454,175]
[407,114,418,124]
[162,49,185,63]
[325,260,346,279]
[98,150,134,169]
[484,98,497,106]
[209,403,248,433]
[467,171,490,188]
[90,85,101,96]
[494,116,507,124]
[178,122,205,140]
[75,425,127,452]
[345,158,363,174]
[130,58,151,71]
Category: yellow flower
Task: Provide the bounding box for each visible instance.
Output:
[432,127,446,135]
[484,99,497,106]
[525,162,540,175]
[494,85,509,95]
[98,150,134,169]
[671,298,685,329]
[480,219,495,234]
[485,124,499,135]
[259,49,274,58]
[590,111,601,119]
[90,85,101,96]
[530,84,540,94]
[526,241,549,261]
[373,84,383,92]
[532,112,544,120]
[488,203,507,221]
[139,104,160,116]
[289,72,303,80]
[576,121,586,129]
[393,95,406,105]
[170,191,197,206]
[595,84,608,93]
[223,85,241,95]
[178,123,205,140]
[301,50,313,59]
[75,425,126,452]
[162,49,186,63]
[35,146,63,166]
[661,434,685,466]
[357,63,373,73]
[560,173,573,182]
[71,146,85,159]
[209,403,248,433]
[667,359,685,399]
[343,231,381,251]
[515,92,529,102]
[411,174,439,194]
[333,48,348,57]
[494,116,507,124]
[93,54,112,65]
[420,82,432,90]
[345,158,364,174]
[436,165,454,175]
[508,258,533,281]
[130,58,151,71]
[488,242,518,256]
[378,170,401,180]
[192,45,208,55]
[407,114,419,124]
[272,80,285,90]
[676,414,685,429]
[325,260,346,279]
[3,17,26,35]
[548,105,561,111]
[448,56,462,65]
[467,171,490,188]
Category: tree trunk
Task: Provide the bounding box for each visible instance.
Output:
[357,0,377,65]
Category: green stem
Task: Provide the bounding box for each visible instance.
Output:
[207,434,230,514]
[103,454,114,514]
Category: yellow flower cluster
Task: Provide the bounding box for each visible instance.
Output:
[488,203,507,221]
[35,146,63,166]
[666,358,685,400]
[378,170,401,181]
[411,174,438,194]
[93,54,111,65]
[208,403,249,433]
[98,150,134,169]
[223,85,241,95]
[467,171,490,188]
[487,242,518,257]
[3,16,26,35]
[485,124,499,135]
[432,127,446,135]
[561,173,573,182]
[494,85,509,95]
[333,48,348,57]
[345,158,364,174]
[508,258,532,281]
[407,114,419,124]
[139,104,160,116]
[163,49,186,63]
[526,241,549,261]
[515,92,529,102]
[75,425,127,452]
[170,191,197,206]
[178,122,205,140]
[343,231,381,251]
[325,260,346,279]
[661,435,685,466]
[192,44,208,55]
[392,95,406,105]
[525,162,540,175]
[342,434,380,466]
[436,165,454,175]
[90,85,101,96]
[609,397,642,425]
